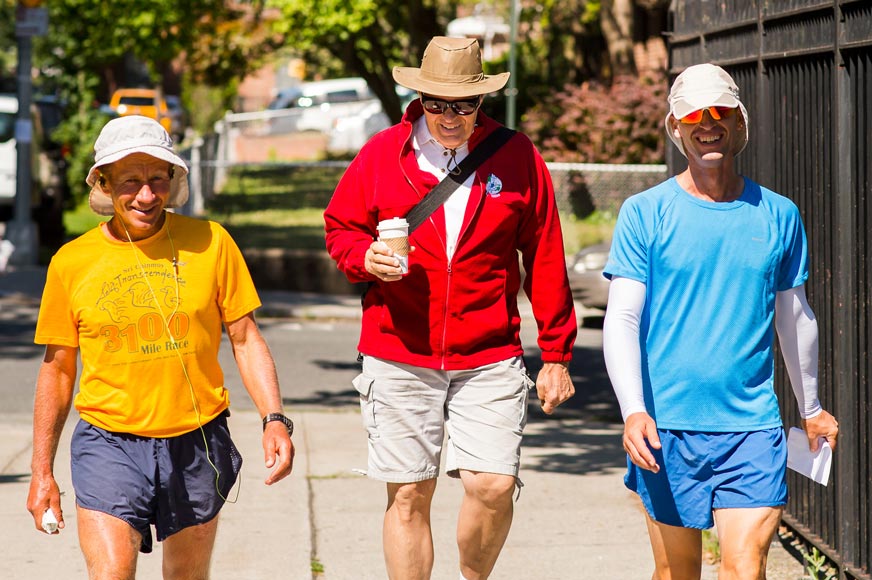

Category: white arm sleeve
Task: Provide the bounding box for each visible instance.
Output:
[774,285,823,419]
[602,276,647,421]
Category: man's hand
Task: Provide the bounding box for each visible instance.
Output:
[802,410,839,452]
[263,424,295,485]
[535,362,574,414]
[365,241,413,282]
[26,473,64,534]
[623,412,661,473]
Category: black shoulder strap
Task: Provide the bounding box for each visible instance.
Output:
[406,126,516,233]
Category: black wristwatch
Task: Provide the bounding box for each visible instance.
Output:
[262,413,294,436]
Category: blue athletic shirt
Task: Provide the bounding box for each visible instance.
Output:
[604,176,808,432]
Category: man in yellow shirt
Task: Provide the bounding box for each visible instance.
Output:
[26,115,294,579]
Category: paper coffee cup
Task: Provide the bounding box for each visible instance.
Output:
[377,217,409,274]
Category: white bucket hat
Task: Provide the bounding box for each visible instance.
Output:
[86,115,189,216]
[392,36,509,98]
[664,63,749,157]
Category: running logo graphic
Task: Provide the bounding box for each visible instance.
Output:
[485,174,503,197]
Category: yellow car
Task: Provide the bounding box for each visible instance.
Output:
[108,88,173,134]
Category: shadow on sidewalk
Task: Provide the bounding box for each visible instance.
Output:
[521,424,626,475]
[525,342,620,423]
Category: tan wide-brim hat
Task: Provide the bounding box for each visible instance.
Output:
[664,63,749,157]
[393,36,510,98]
[86,115,189,216]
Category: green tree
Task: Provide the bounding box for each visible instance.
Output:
[522,72,666,164]
[0,0,283,207]
[269,0,462,123]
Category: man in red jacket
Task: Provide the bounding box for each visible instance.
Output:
[324,36,577,580]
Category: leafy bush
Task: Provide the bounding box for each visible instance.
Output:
[522,72,668,164]
[54,109,116,209]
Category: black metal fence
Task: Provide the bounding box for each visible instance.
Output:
[667,1,872,578]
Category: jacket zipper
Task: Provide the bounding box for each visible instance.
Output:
[440,261,452,370]
[438,173,481,370]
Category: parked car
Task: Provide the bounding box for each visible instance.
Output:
[327,100,389,154]
[268,77,372,111]
[0,94,45,214]
[265,77,378,135]
[109,88,172,133]
[567,241,611,312]
[0,95,21,213]
[0,93,67,250]
[267,86,304,110]
[326,88,416,154]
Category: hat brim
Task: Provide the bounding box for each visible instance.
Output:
[392,67,509,98]
[87,145,189,216]
[670,91,740,120]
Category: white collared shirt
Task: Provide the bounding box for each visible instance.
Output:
[412,117,473,260]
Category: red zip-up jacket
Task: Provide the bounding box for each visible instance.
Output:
[324,100,576,370]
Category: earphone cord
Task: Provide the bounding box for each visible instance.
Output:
[118,213,239,503]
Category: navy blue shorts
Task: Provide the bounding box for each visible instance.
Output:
[70,411,242,553]
[625,428,787,529]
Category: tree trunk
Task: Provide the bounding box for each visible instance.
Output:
[600,0,636,77]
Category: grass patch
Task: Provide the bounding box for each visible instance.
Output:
[208,208,327,250]
[561,210,616,255]
[311,557,325,575]
[205,165,340,249]
[211,165,342,214]
[702,529,721,565]
[64,202,107,238]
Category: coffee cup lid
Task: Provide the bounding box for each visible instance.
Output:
[377,217,409,231]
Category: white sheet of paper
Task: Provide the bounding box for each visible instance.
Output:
[786,427,832,486]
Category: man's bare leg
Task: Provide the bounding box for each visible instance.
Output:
[456,471,516,580]
[162,516,220,580]
[645,513,703,580]
[77,506,141,580]
[384,479,438,580]
[714,506,782,580]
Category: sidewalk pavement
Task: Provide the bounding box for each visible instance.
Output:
[0,265,803,579]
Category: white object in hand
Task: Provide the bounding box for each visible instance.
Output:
[42,508,58,533]
[786,427,833,486]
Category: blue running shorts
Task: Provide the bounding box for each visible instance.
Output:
[624,428,787,529]
[70,410,242,553]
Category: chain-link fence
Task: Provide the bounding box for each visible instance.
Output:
[547,162,667,217]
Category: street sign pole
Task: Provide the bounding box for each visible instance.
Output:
[7,3,47,266]
[505,0,520,130]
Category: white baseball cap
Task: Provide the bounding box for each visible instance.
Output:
[86,115,189,216]
[664,63,749,157]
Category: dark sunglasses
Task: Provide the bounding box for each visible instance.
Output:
[421,96,480,116]
[679,106,737,124]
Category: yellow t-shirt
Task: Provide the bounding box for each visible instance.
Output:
[35,213,261,437]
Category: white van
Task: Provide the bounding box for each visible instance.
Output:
[267,77,377,134]
[269,77,372,110]
[0,94,47,227]
[0,95,20,208]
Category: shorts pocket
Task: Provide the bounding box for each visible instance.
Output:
[517,364,533,431]
[352,373,379,439]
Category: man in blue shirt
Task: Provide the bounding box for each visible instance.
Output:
[603,63,839,579]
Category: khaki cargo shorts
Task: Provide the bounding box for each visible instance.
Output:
[353,355,533,483]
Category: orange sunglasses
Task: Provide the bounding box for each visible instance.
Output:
[679,106,737,124]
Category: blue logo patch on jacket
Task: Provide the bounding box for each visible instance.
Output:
[485,174,503,197]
